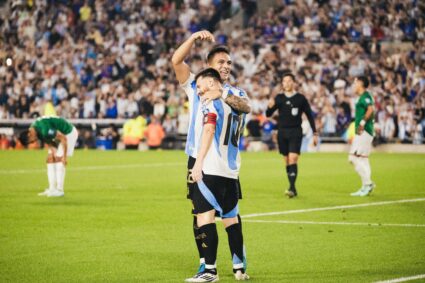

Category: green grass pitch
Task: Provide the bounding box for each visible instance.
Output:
[1,150,424,282]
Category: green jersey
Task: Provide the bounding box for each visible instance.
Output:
[31,117,73,143]
[355,91,375,136]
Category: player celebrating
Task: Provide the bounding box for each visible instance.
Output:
[186,68,249,282]
[349,76,376,196]
[266,72,318,198]
[172,30,250,276]
[19,116,78,197]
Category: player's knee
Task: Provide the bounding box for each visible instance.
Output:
[222,216,239,228]
[197,210,215,227]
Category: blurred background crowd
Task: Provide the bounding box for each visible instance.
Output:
[0,0,424,150]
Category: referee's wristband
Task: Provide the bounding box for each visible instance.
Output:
[360,120,366,127]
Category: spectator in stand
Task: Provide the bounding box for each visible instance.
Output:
[144,116,165,150]
[122,114,147,150]
[0,0,424,147]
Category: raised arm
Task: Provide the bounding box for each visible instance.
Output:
[171,30,215,84]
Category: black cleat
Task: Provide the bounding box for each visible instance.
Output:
[285,189,298,198]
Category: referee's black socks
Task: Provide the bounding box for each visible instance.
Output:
[286,164,298,190]
[200,223,218,274]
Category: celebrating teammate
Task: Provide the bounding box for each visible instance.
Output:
[266,72,318,198]
[185,68,249,282]
[349,76,376,196]
[19,116,78,197]
[172,30,250,277]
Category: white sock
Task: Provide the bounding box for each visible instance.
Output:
[352,157,367,186]
[47,163,56,191]
[55,162,66,192]
[359,157,372,185]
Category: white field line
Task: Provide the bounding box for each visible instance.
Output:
[242,198,425,218]
[374,274,425,283]
[0,157,280,175]
[0,162,184,174]
[244,219,425,228]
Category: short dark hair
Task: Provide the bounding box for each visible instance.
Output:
[206,45,230,62]
[282,71,296,81]
[357,75,369,88]
[18,130,30,146]
[194,68,223,84]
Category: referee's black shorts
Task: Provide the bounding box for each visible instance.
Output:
[277,127,303,156]
[187,156,242,200]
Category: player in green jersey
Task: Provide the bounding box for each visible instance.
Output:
[349,76,376,197]
[19,116,78,197]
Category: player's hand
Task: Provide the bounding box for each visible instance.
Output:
[313,134,319,146]
[201,90,222,104]
[357,125,364,135]
[268,98,275,108]
[191,30,215,42]
[62,157,67,166]
[313,135,319,146]
[191,161,203,182]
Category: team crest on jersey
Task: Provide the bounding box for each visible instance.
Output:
[365,98,371,103]
[291,108,299,116]
[48,129,55,136]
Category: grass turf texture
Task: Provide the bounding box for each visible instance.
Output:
[0,150,424,282]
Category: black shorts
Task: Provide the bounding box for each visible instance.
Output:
[192,174,239,218]
[187,156,242,200]
[277,128,302,156]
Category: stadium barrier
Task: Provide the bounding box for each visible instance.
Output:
[1,120,423,152]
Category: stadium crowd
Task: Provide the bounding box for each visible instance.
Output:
[0,0,424,149]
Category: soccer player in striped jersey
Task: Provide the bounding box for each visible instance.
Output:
[19,116,78,197]
[172,31,250,277]
[185,68,249,282]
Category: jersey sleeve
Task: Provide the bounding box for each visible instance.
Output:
[266,96,279,117]
[180,72,196,101]
[201,101,218,126]
[42,127,57,142]
[302,96,317,133]
[363,95,374,107]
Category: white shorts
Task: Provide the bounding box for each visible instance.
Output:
[55,127,78,157]
[349,131,373,157]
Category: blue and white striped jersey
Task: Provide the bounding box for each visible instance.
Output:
[200,99,246,179]
[180,72,249,160]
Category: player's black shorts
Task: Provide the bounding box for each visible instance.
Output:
[192,174,239,218]
[187,156,242,200]
[277,127,303,156]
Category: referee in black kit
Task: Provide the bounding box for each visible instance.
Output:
[266,72,318,198]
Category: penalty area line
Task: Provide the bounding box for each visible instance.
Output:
[374,274,425,283]
[242,198,425,218]
[244,219,425,228]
